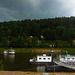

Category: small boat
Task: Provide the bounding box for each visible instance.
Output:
[8,50,15,54]
[3,50,8,54]
[3,47,15,54]
[3,50,15,54]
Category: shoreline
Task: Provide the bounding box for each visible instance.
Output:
[32,48,61,53]
[0,48,61,53]
[0,48,75,53]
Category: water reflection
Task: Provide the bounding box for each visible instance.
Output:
[4,54,15,64]
[37,66,45,72]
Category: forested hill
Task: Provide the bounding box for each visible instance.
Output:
[0,17,75,48]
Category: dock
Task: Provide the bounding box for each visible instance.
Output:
[55,61,75,70]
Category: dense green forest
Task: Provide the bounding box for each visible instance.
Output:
[0,16,75,48]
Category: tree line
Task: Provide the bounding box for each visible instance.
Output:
[0,16,75,48]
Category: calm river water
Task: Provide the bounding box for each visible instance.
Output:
[0,52,44,72]
[0,52,75,72]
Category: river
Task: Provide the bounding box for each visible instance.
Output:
[0,52,75,72]
[0,52,44,71]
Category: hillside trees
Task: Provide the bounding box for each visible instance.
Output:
[0,17,75,47]
[42,28,55,41]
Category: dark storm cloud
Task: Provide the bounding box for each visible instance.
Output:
[0,0,75,21]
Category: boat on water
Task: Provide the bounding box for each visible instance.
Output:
[55,51,75,70]
[29,49,59,65]
[8,50,15,54]
[4,50,15,54]
[29,53,52,64]
[29,44,59,65]
[4,50,8,54]
[3,47,15,54]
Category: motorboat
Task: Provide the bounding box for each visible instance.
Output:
[8,50,15,54]
[3,48,15,54]
[3,50,8,54]
[3,50,15,54]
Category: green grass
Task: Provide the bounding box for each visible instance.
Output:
[61,48,75,52]
[13,48,33,52]
[0,48,33,53]
[0,47,75,53]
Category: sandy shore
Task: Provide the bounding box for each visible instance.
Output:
[0,71,75,75]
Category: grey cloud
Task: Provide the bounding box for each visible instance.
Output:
[0,0,75,22]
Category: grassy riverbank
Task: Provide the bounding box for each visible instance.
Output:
[0,47,75,53]
[0,48,61,53]
[0,71,75,75]
[0,48,32,53]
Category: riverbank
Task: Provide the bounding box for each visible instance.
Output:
[0,48,61,53]
[32,48,61,53]
[0,48,75,53]
[0,71,75,75]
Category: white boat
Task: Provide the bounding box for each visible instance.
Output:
[3,50,8,54]
[29,53,52,64]
[4,50,15,54]
[8,50,15,54]
[29,48,60,64]
[3,47,15,54]
[60,54,75,62]
[55,54,75,70]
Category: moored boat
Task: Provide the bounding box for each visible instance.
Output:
[29,47,60,65]
[8,50,15,54]
[3,47,15,54]
[55,51,75,70]
[3,50,8,54]
[29,53,53,64]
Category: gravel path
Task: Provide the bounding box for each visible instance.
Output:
[0,71,75,75]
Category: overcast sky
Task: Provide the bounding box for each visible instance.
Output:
[0,0,75,22]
